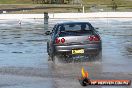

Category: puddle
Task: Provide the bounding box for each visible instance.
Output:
[0,18,131,88]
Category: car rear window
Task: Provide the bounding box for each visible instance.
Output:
[57,23,94,36]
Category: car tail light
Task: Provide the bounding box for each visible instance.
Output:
[88,35,100,41]
[93,35,100,41]
[55,38,60,44]
[55,38,65,44]
[61,38,65,43]
[88,36,93,41]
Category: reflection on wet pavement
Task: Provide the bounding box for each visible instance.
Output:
[0,18,131,88]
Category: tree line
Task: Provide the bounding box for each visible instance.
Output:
[32,0,70,4]
[32,0,47,4]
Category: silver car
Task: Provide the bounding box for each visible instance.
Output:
[47,22,102,63]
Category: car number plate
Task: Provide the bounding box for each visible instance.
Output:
[72,49,84,54]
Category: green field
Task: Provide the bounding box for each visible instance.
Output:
[0,0,131,13]
[0,0,131,5]
[0,0,32,4]
[0,0,131,8]
[83,0,131,5]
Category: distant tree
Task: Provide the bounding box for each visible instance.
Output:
[32,0,42,4]
[42,0,45,4]
[32,0,35,4]
[34,0,38,4]
[32,0,71,4]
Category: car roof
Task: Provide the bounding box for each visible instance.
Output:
[57,22,91,25]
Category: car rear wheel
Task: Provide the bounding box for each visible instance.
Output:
[47,42,50,55]
[97,51,102,61]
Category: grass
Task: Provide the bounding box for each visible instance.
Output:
[83,0,132,5]
[0,0,32,4]
[0,0,131,7]
[0,0,131,13]
[0,0,131,5]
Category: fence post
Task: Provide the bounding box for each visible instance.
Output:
[44,12,49,30]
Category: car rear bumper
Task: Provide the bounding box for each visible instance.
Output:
[54,43,102,55]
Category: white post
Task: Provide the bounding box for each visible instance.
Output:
[83,6,85,13]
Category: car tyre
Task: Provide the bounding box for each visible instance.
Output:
[47,42,49,55]
[96,51,102,61]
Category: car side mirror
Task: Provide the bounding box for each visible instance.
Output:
[95,28,99,32]
[95,27,99,30]
[45,31,52,35]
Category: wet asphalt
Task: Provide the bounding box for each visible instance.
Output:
[0,18,131,88]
